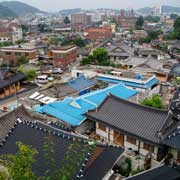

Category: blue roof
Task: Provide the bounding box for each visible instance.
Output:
[68,75,97,91]
[97,77,159,89]
[35,83,137,126]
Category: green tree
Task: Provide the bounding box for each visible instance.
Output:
[42,136,94,180]
[49,36,59,46]
[0,142,38,180]
[141,94,164,109]
[18,66,37,80]
[144,16,160,23]
[136,16,144,29]
[16,56,29,66]
[92,48,108,64]
[64,16,70,24]
[170,14,178,20]
[174,16,180,31]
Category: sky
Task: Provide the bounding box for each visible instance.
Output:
[1,0,180,12]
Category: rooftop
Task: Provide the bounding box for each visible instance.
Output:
[126,165,180,180]
[0,108,123,179]
[1,44,36,50]
[85,94,168,144]
[36,84,137,126]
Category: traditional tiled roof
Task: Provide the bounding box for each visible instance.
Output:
[0,69,26,90]
[169,63,180,77]
[126,165,180,180]
[85,94,168,144]
[0,112,123,179]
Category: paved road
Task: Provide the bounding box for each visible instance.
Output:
[0,87,39,107]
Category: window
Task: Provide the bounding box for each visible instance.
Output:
[126,136,136,145]
[98,123,106,131]
[15,52,21,56]
[6,52,11,56]
[143,143,154,152]
[25,53,29,57]
[56,53,64,59]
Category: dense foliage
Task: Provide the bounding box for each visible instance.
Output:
[136,16,144,29]
[18,66,37,80]
[141,94,164,109]
[0,142,37,180]
[64,16,71,24]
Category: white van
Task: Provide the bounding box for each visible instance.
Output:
[36,75,48,84]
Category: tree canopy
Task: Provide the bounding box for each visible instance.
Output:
[64,16,70,24]
[136,16,144,29]
[0,142,37,180]
[141,94,164,109]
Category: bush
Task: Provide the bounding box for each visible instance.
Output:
[119,158,132,177]
[141,94,164,109]
[18,66,36,80]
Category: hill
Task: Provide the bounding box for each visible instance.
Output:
[0,5,17,17]
[162,5,180,14]
[0,1,46,16]
[138,5,180,15]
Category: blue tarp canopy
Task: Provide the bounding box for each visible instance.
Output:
[68,75,97,91]
[97,77,159,89]
[35,83,137,126]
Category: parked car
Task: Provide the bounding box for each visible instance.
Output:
[52,68,63,74]
[36,75,48,84]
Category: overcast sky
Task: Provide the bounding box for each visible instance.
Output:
[1,0,180,12]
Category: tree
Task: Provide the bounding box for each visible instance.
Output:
[170,14,178,20]
[16,56,29,66]
[174,16,180,31]
[18,66,37,80]
[0,142,38,180]
[92,48,108,64]
[136,16,144,29]
[64,16,70,24]
[43,136,94,180]
[141,94,164,109]
[49,36,59,46]
[144,16,160,23]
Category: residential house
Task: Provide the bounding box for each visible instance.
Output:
[0,68,26,99]
[71,14,91,25]
[51,45,77,67]
[97,70,160,98]
[84,27,112,42]
[168,63,180,82]
[1,44,37,66]
[35,84,137,131]
[126,165,180,180]
[0,106,124,180]
[85,93,176,161]
[0,22,23,43]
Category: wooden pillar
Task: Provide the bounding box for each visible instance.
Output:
[138,140,141,154]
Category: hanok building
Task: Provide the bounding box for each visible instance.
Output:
[168,63,180,82]
[1,44,37,66]
[0,68,26,99]
[51,45,77,67]
[0,106,124,180]
[85,94,169,161]
[126,165,180,180]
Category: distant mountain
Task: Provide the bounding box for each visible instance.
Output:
[137,7,153,15]
[59,8,82,16]
[162,5,180,14]
[0,5,17,17]
[138,5,180,15]
[0,1,46,16]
